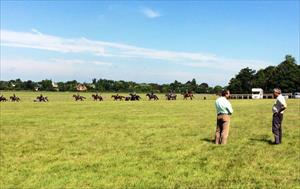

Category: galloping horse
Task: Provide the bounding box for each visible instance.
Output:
[34,94,48,102]
[182,92,194,100]
[10,94,20,102]
[92,93,103,101]
[129,93,141,101]
[146,93,159,100]
[165,93,177,100]
[73,94,86,101]
[111,94,125,101]
[0,95,7,102]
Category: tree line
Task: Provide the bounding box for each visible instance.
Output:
[227,55,300,93]
[0,78,223,94]
[1,55,298,94]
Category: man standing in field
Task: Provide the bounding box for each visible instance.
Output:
[215,90,233,144]
[272,88,287,145]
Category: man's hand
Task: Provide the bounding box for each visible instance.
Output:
[278,107,286,114]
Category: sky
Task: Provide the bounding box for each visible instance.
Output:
[1,1,299,86]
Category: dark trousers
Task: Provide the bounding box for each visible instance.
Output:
[272,113,283,144]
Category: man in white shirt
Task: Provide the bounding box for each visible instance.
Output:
[215,90,233,144]
[272,88,287,144]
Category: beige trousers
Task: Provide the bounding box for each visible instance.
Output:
[215,115,230,144]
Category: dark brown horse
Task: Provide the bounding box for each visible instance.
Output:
[34,94,48,102]
[92,94,103,101]
[165,93,177,100]
[73,94,86,101]
[0,95,7,102]
[146,93,159,100]
[10,94,20,102]
[129,93,141,101]
[111,94,125,101]
[182,92,194,100]
[124,96,131,101]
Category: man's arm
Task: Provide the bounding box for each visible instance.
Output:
[277,101,287,114]
[274,98,287,115]
[225,100,233,115]
[278,106,286,114]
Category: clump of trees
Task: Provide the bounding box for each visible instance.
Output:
[227,55,300,93]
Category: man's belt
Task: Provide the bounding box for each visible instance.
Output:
[217,113,229,116]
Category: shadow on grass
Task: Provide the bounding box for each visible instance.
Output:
[202,136,275,145]
[249,135,274,145]
[201,138,214,144]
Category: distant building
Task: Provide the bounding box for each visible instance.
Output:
[252,88,263,99]
[52,82,59,91]
[76,84,87,91]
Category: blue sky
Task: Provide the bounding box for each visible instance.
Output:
[1,1,299,86]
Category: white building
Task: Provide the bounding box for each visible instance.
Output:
[252,88,263,99]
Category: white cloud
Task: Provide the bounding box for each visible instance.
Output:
[0,29,219,63]
[1,58,113,82]
[0,29,273,74]
[50,58,112,66]
[31,28,43,35]
[141,7,161,18]
[1,30,105,55]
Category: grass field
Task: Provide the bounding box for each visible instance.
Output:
[1,92,299,188]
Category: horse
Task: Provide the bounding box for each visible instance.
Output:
[182,92,194,100]
[10,94,20,102]
[165,93,177,100]
[73,94,86,101]
[34,94,48,102]
[111,94,125,101]
[92,94,103,101]
[129,93,141,101]
[124,96,131,101]
[0,95,7,102]
[146,93,159,100]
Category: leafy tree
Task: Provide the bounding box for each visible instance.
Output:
[13,79,23,90]
[228,67,255,93]
[0,81,9,90]
[213,85,223,94]
[228,55,300,93]
[196,83,209,93]
[23,80,37,90]
[275,55,300,92]
[190,78,197,92]
[92,78,97,85]
[65,80,78,91]
[39,79,54,91]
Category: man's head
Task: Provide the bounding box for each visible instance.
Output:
[273,88,281,98]
[221,90,230,99]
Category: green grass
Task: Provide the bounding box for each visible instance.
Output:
[1,92,299,188]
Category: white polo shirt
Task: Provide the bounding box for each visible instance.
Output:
[272,94,287,114]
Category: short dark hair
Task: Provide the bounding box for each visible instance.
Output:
[221,90,230,96]
[273,88,281,94]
